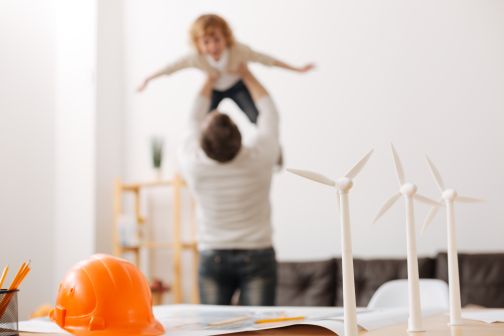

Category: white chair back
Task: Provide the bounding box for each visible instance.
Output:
[367,279,449,310]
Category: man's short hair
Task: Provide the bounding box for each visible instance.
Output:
[201,112,242,163]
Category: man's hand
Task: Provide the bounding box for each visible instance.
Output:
[236,63,251,78]
[238,64,268,101]
[199,73,219,98]
[207,72,219,83]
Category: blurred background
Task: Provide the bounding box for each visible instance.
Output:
[1,0,503,318]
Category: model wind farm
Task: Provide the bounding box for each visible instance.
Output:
[287,149,374,336]
[422,156,483,326]
[287,145,483,334]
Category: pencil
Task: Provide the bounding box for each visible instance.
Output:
[15,265,31,289]
[9,262,26,290]
[208,315,251,327]
[255,316,305,324]
[0,261,31,317]
[0,266,8,289]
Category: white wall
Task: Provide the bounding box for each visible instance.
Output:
[53,0,97,283]
[0,0,56,318]
[54,0,126,273]
[96,0,125,254]
[123,0,504,261]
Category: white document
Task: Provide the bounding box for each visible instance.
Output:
[18,306,345,336]
[317,307,442,331]
[462,309,504,323]
[18,304,425,335]
[18,317,69,334]
[154,305,346,336]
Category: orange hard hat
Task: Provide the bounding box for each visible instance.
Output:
[50,254,164,336]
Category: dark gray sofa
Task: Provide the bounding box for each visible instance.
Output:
[277,252,504,307]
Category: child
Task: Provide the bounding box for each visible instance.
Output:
[138,14,315,124]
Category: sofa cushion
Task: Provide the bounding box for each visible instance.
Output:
[436,252,504,307]
[276,260,336,306]
[335,257,436,306]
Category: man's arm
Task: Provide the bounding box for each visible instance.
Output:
[198,74,216,99]
[238,65,279,140]
[187,76,216,134]
[239,65,268,101]
[178,76,216,166]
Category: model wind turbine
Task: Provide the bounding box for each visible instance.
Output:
[287,149,374,336]
[422,156,483,325]
[373,144,438,332]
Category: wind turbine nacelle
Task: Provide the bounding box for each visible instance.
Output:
[400,183,417,196]
[336,177,353,193]
[442,189,458,201]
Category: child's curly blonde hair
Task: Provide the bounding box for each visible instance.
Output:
[190,14,235,52]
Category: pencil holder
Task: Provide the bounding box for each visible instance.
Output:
[0,289,19,336]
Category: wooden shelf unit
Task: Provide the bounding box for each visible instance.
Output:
[113,174,199,304]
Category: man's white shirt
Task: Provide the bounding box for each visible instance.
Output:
[178,95,280,250]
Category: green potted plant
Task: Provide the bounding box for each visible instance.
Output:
[150,136,164,180]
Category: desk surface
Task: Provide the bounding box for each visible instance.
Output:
[21,313,504,336]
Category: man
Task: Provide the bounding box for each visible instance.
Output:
[178,66,280,306]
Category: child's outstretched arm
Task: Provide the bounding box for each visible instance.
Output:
[271,59,315,73]
[137,56,193,92]
[242,43,315,73]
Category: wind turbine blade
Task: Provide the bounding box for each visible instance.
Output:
[457,195,484,203]
[373,192,401,223]
[391,144,405,185]
[414,194,440,206]
[421,205,441,234]
[287,168,335,187]
[345,149,374,179]
[426,156,446,192]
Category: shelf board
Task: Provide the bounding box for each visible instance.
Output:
[121,179,187,192]
[120,241,197,250]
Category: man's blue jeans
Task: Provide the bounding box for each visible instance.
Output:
[198,247,277,306]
